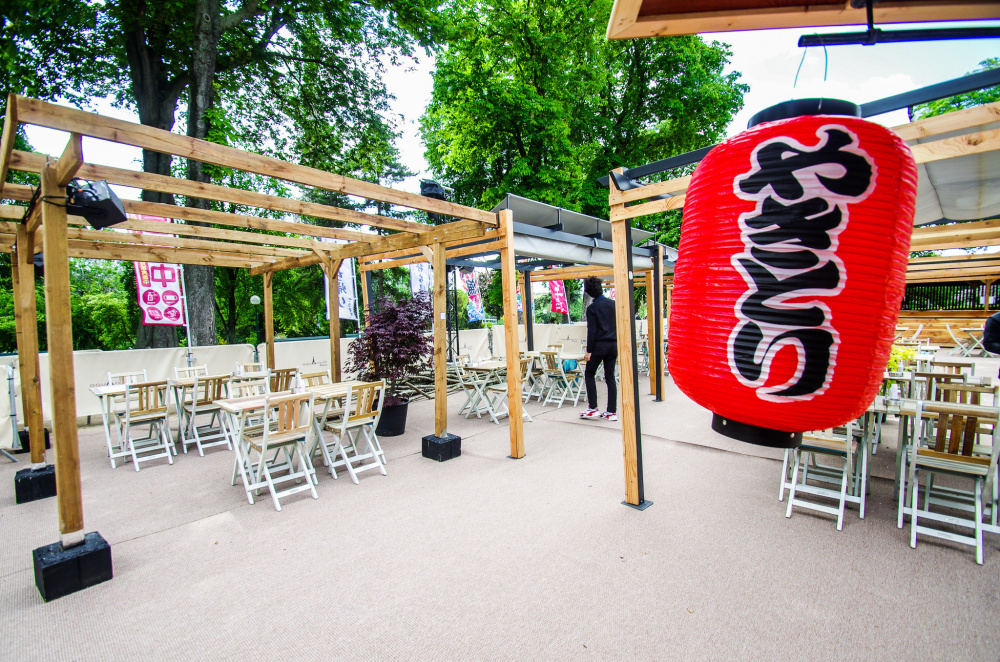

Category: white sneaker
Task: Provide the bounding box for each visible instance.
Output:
[580,408,601,419]
[601,411,618,421]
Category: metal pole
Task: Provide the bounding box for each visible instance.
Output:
[179,264,194,367]
[4,366,19,462]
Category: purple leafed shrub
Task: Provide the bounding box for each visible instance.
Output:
[346,293,434,406]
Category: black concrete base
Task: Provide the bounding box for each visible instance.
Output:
[421,433,461,462]
[13,428,51,454]
[14,464,57,504]
[33,532,113,602]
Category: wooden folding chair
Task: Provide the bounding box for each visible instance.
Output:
[269,367,298,392]
[181,374,231,455]
[241,391,318,511]
[781,420,867,531]
[300,370,331,387]
[121,380,173,471]
[317,381,387,484]
[541,351,583,408]
[486,359,534,424]
[902,402,1000,565]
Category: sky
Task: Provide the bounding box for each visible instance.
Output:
[21,19,1000,199]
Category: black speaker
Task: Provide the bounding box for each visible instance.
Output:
[66,180,127,229]
[420,179,449,225]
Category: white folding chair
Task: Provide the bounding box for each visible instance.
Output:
[486,359,534,424]
[901,402,1000,565]
[240,391,319,511]
[175,364,208,379]
[108,370,147,385]
[541,351,583,408]
[456,365,492,419]
[121,380,174,471]
[946,323,975,357]
[316,381,387,484]
[269,367,299,392]
[781,420,868,531]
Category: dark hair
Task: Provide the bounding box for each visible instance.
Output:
[584,276,604,298]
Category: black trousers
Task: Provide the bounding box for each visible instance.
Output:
[585,341,618,412]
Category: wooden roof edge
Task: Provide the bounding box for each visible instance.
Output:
[10,95,498,227]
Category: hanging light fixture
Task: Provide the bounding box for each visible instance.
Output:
[669,99,917,447]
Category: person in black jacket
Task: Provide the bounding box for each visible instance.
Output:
[983,311,1000,374]
[580,276,618,421]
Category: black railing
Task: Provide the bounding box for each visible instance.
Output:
[901,281,1000,311]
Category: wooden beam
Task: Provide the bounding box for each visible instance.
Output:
[609,193,686,222]
[66,225,306,258]
[608,174,691,206]
[499,209,524,458]
[0,93,16,198]
[906,267,1000,281]
[647,268,656,396]
[65,239,266,269]
[55,133,83,186]
[909,128,1000,165]
[363,230,502,263]
[360,239,506,272]
[325,259,343,382]
[609,169,643,507]
[417,245,434,262]
[894,101,1000,142]
[361,270,371,326]
[263,271,275,370]
[12,225,44,463]
[13,95,498,225]
[40,160,84,540]
[10,150,428,234]
[529,265,615,282]
[432,242,448,437]
[251,220,488,276]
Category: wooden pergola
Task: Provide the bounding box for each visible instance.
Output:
[0,95,527,550]
[604,100,1000,508]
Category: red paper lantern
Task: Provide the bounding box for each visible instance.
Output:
[669,100,917,447]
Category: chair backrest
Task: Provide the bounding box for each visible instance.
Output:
[108,370,147,386]
[802,420,855,450]
[124,380,169,419]
[519,358,532,382]
[270,367,298,392]
[915,402,1000,469]
[913,371,967,400]
[908,323,925,341]
[175,365,208,379]
[455,354,470,367]
[931,359,975,376]
[934,382,999,407]
[228,375,269,398]
[300,370,330,387]
[945,323,970,349]
[540,351,560,372]
[346,381,385,428]
[546,344,563,357]
[263,392,314,446]
[236,361,265,375]
[189,374,227,406]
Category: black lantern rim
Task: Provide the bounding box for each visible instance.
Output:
[748,98,861,129]
[711,414,802,448]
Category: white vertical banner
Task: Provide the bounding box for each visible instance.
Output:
[324,258,358,321]
[410,262,431,296]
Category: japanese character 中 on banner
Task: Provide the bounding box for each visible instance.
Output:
[134,262,185,326]
[549,280,569,315]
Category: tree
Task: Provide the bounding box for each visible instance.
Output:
[2,0,442,347]
[420,0,746,226]
[911,58,1000,121]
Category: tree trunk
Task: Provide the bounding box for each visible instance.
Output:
[183,0,223,347]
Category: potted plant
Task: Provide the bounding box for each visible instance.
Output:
[346,292,433,436]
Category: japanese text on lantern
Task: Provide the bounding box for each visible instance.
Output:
[729,126,875,402]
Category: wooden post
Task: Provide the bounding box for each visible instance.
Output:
[40,161,85,541]
[263,271,275,370]
[499,210,525,458]
[652,246,665,401]
[609,169,646,508]
[361,269,372,326]
[12,224,45,463]
[523,268,534,351]
[326,259,343,381]
[646,269,656,395]
[432,242,448,437]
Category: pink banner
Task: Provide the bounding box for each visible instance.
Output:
[549,280,569,315]
[134,262,185,326]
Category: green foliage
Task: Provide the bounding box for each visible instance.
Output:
[421,0,747,228]
[887,344,917,372]
[912,59,1000,120]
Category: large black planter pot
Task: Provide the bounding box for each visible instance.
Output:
[376,400,409,437]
